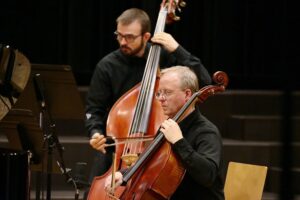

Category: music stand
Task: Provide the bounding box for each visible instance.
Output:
[0,108,60,172]
[14,64,85,121]
[2,64,86,200]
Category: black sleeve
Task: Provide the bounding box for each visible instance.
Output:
[172,132,222,187]
[85,61,112,138]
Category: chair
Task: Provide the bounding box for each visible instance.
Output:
[224,161,268,200]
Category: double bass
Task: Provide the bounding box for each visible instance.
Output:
[87,1,227,199]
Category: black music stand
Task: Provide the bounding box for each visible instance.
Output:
[2,64,86,200]
[0,108,61,200]
[14,64,85,121]
[0,108,59,170]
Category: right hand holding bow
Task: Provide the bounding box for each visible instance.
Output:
[89,133,107,153]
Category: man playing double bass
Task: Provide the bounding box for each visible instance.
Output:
[105,66,224,199]
[85,7,212,193]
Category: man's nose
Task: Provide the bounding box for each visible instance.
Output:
[119,37,127,45]
[157,98,166,103]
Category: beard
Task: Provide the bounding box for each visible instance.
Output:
[120,38,144,57]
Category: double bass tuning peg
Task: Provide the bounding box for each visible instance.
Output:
[169,0,187,21]
[173,16,180,21]
[174,0,186,11]
[179,1,186,8]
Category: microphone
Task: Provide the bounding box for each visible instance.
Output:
[33,73,46,108]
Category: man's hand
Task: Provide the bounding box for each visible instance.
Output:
[160,119,183,144]
[89,133,107,153]
[151,32,179,53]
[104,171,123,193]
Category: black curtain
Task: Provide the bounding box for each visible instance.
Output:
[0,0,298,89]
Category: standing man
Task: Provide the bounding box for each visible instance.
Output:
[85,8,212,188]
[105,66,224,199]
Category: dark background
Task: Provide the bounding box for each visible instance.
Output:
[1,1,299,199]
[0,0,298,89]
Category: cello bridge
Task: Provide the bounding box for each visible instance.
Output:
[121,154,138,167]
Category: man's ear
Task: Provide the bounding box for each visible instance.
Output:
[185,89,193,100]
[143,32,151,42]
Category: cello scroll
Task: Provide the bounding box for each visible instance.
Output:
[197,71,229,103]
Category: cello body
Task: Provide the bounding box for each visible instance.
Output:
[119,141,185,200]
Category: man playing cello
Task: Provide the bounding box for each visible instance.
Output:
[105,66,225,200]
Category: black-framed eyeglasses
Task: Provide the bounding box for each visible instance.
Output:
[114,31,142,43]
[155,89,174,100]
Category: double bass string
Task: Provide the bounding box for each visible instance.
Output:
[122,46,153,156]
[122,7,168,160]
[123,46,156,156]
[132,7,167,135]
[132,6,167,134]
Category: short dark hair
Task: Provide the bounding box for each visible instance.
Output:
[116,8,151,33]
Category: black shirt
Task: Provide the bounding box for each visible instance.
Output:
[171,108,224,200]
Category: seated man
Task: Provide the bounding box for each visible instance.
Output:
[105,66,224,200]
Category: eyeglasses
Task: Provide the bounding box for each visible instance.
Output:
[114,31,142,43]
[155,89,174,100]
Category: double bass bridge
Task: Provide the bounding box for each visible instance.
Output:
[121,154,139,167]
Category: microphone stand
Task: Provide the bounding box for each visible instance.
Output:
[33,73,89,200]
[33,74,79,200]
[42,109,85,200]
[34,73,56,200]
